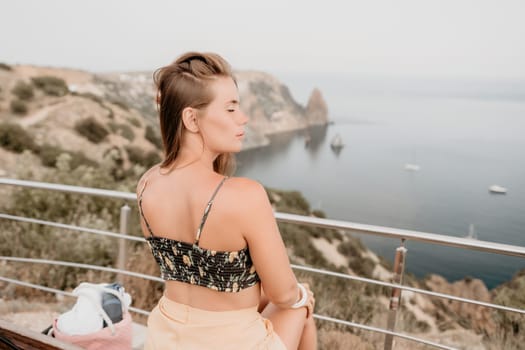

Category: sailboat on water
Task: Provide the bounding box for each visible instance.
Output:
[404,163,420,171]
[330,133,344,150]
[466,224,478,240]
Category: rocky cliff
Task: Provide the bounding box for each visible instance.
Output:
[52,68,328,150]
[234,71,328,148]
[93,70,330,150]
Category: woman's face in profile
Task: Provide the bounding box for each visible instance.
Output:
[198,76,248,154]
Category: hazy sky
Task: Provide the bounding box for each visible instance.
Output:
[2,0,524,79]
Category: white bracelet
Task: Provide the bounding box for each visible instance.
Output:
[291,283,308,309]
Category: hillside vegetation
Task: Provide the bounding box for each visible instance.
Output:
[0,63,523,349]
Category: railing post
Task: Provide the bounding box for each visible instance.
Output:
[384,240,408,350]
[117,204,131,284]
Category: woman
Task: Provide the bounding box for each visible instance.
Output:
[137,52,317,349]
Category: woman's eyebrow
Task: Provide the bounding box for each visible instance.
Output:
[226,99,239,105]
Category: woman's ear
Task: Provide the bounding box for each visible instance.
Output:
[181,107,199,133]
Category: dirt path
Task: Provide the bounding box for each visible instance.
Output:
[19,102,64,128]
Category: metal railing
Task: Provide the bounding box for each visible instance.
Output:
[1,178,524,350]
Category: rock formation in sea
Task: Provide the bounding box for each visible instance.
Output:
[234,71,329,149]
[49,68,330,151]
[305,88,329,125]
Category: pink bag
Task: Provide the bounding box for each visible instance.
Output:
[50,283,133,350]
[52,311,133,350]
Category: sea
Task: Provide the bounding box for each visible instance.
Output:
[235,74,525,289]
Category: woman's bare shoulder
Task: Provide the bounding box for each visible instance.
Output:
[225,176,265,193]
[136,165,160,195]
[224,177,270,207]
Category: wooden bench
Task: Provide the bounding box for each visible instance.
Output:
[0,319,83,350]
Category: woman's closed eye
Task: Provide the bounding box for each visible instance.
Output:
[226,99,240,113]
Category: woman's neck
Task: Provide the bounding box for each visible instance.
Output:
[170,148,217,172]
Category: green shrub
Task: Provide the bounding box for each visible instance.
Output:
[267,188,310,214]
[128,117,141,127]
[491,269,525,348]
[0,122,36,152]
[349,256,375,277]
[144,150,162,167]
[0,154,139,294]
[125,145,142,164]
[110,99,129,111]
[0,63,12,71]
[119,124,135,141]
[278,222,333,269]
[337,238,365,257]
[37,144,62,167]
[145,125,162,148]
[37,143,97,169]
[312,209,326,218]
[69,151,98,169]
[10,99,28,115]
[31,76,69,96]
[74,117,109,143]
[126,145,161,168]
[11,81,34,101]
[107,121,118,133]
[105,106,114,119]
[108,122,135,141]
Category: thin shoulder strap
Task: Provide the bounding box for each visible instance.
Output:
[138,180,155,237]
[195,176,228,245]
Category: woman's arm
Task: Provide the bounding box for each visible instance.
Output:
[234,178,301,309]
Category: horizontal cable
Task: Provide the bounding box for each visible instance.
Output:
[314,314,457,350]
[292,264,525,315]
[0,213,145,242]
[0,178,135,201]
[0,257,163,283]
[0,178,521,349]
[277,212,525,258]
[1,256,523,316]
[0,276,75,298]
[0,276,150,317]
[2,177,524,257]
[0,276,457,350]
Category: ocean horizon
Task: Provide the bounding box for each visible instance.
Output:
[237,76,525,289]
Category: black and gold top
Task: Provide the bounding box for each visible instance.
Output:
[139,177,260,292]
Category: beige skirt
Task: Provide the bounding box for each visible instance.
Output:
[144,296,287,350]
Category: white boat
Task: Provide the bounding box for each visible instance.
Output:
[489,185,507,194]
[404,163,420,171]
[330,134,344,150]
[466,224,477,239]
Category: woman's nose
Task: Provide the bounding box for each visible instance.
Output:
[239,110,249,125]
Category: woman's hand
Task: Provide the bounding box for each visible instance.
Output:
[299,283,315,318]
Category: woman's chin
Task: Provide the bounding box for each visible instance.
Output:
[231,145,243,153]
[231,141,244,153]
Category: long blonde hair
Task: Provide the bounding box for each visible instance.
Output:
[153,52,236,175]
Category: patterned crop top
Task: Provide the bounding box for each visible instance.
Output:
[138,177,260,292]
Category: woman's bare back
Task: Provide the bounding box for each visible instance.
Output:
[137,165,261,310]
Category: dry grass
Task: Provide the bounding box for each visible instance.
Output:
[318,329,373,349]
